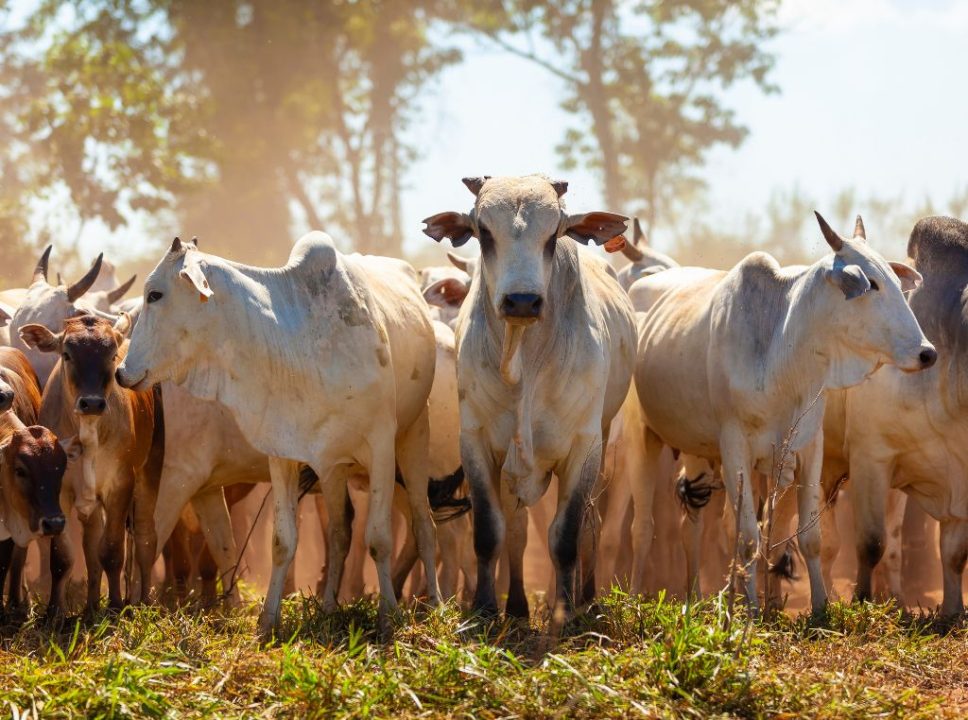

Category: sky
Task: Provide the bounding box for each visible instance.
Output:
[12,0,968,265]
[401,0,968,258]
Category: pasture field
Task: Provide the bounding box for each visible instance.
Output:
[2,589,966,719]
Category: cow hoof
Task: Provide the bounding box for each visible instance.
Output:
[472,600,499,619]
[505,595,530,620]
[256,613,279,643]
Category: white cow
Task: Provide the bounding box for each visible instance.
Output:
[843,216,968,616]
[632,213,935,613]
[616,218,680,292]
[116,234,439,635]
[423,174,636,620]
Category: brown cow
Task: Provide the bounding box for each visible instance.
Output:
[20,314,163,614]
[0,347,79,617]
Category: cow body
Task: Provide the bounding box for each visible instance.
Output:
[633,214,935,612]
[423,175,636,619]
[0,347,74,616]
[843,216,968,615]
[117,233,438,634]
[22,316,162,614]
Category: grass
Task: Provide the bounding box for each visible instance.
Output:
[1,588,966,718]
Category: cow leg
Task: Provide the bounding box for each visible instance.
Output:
[46,526,74,619]
[166,519,194,599]
[872,489,906,602]
[258,457,301,637]
[5,543,26,614]
[849,455,893,603]
[343,486,368,601]
[396,407,440,606]
[550,434,603,621]
[362,427,399,618]
[0,539,12,616]
[793,435,827,613]
[437,517,462,600]
[191,486,242,605]
[939,519,968,617]
[461,429,503,616]
[318,466,353,612]
[597,456,631,592]
[630,427,661,595]
[198,542,218,602]
[819,470,843,598]
[131,469,159,605]
[391,484,419,599]
[719,427,758,611]
[80,508,106,613]
[100,475,135,609]
[500,482,529,618]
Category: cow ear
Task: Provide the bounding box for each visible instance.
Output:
[113,311,132,340]
[827,261,871,300]
[889,262,922,292]
[0,307,9,329]
[564,212,629,246]
[18,324,61,352]
[422,212,474,248]
[179,260,213,302]
[423,277,470,309]
[60,436,83,462]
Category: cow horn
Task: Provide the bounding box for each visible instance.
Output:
[170,237,183,253]
[106,275,137,304]
[814,211,843,252]
[461,176,490,197]
[621,219,646,262]
[33,245,52,285]
[66,253,104,302]
[853,214,866,241]
[190,236,199,247]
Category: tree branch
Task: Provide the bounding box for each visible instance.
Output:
[457,25,583,87]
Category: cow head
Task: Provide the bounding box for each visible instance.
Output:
[115,237,211,391]
[0,423,80,545]
[19,315,129,416]
[423,175,627,323]
[11,246,111,385]
[815,212,936,374]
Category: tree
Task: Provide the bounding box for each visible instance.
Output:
[0,0,462,264]
[460,0,778,231]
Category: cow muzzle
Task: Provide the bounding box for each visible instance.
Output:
[75,396,107,415]
[0,389,13,413]
[40,514,66,536]
[501,293,543,322]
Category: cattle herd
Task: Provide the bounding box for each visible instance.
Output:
[1,173,967,638]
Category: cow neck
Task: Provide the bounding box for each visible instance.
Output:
[478,242,587,490]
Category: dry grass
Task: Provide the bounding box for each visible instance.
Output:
[1,588,966,718]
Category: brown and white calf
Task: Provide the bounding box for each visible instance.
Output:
[0,347,79,616]
[20,315,163,614]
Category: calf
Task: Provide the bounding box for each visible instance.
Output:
[20,314,163,614]
[423,174,636,620]
[0,347,78,616]
[632,213,934,612]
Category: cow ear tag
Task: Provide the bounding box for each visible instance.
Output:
[604,235,627,254]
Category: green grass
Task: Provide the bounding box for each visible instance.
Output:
[1,589,966,718]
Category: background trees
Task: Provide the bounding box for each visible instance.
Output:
[17,0,933,287]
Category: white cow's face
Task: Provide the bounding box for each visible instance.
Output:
[423,175,627,323]
[817,213,935,373]
[117,238,213,391]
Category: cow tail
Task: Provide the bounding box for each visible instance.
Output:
[675,472,718,519]
[427,467,471,523]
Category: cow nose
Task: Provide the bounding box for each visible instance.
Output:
[0,391,12,412]
[40,515,66,536]
[77,396,107,415]
[501,293,543,319]
[919,346,938,369]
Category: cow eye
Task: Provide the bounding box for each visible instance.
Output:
[147,290,164,304]
[545,232,558,259]
[869,278,879,291]
[14,467,26,479]
[478,224,494,256]
[62,352,70,362]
